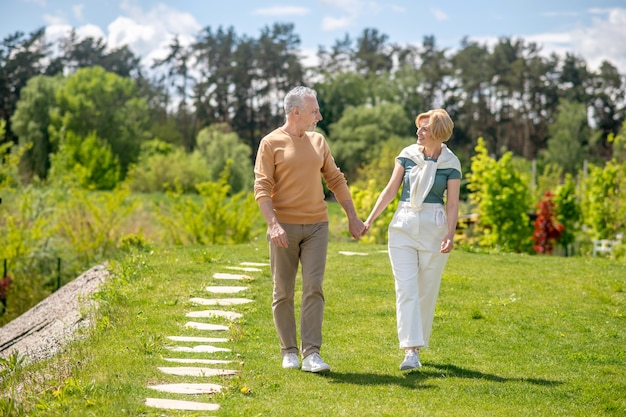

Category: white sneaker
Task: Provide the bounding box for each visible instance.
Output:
[400,350,422,371]
[282,352,300,369]
[301,352,331,373]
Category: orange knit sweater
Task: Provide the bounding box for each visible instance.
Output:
[254,128,351,224]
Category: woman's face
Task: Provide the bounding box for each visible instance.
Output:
[416,117,436,146]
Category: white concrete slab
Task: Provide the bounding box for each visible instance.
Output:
[168,336,228,343]
[184,321,229,331]
[205,286,248,294]
[338,251,369,256]
[157,367,238,377]
[213,272,249,280]
[240,262,269,266]
[186,310,243,321]
[147,383,223,395]
[190,297,254,306]
[225,266,262,272]
[145,397,220,411]
[166,345,231,353]
[163,358,233,365]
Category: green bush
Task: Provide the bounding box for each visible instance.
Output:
[468,138,533,252]
[126,141,211,193]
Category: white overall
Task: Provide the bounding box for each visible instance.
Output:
[388,201,449,349]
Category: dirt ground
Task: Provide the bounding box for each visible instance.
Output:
[0,264,109,364]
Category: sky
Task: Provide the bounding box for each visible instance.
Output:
[1,0,626,74]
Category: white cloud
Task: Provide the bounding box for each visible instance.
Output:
[105,2,201,67]
[322,16,353,31]
[430,7,449,21]
[571,8,626,71]
[320,0,361,14]
[43,12,68,26]
[252,6,310,16]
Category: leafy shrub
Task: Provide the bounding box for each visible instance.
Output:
[48,131,121,190]
[532,191,563,254]
[467,138,533,252]
[126,140,211,193]
[155,161,261,245]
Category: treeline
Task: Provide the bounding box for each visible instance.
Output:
[1,24,625,186]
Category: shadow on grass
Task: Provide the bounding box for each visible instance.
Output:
[326,363,563,390]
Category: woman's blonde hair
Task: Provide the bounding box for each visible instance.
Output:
[415,109,454,142]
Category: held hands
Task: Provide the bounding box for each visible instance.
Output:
[348,216,366,240]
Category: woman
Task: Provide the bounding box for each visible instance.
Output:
[363,109,461,370]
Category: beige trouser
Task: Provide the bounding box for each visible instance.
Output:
[269,222,328,358]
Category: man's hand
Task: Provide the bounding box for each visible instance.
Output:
[348,217,366,240]
[268,222,289,247]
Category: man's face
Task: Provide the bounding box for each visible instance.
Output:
[299,95,323,132]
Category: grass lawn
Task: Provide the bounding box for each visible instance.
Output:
[1,240,624,416]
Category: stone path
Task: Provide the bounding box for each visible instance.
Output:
[144,261,264,413]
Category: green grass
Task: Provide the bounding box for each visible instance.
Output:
[1,241,624,416]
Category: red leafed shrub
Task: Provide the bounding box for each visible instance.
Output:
[533,190,564,254]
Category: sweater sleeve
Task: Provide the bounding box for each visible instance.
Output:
[253,138,274,205]
[320,139,351,202]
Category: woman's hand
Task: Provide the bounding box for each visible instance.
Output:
[440,237,454,253]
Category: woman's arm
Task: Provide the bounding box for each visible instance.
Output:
[441,178,460,252]
[364,162,405,231]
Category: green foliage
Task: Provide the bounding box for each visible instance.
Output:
[126,139,211,193]
[10,75,63,180]
[155,161,261,245]
[329,103,411,178]
[49,66,150,177]
[468,138,532,252]
[195,123,254,193]
[553,174,580,255]
[580,160,625,241]
[48,131,121,190]
[542,99,600,174]
[55,186,138,263]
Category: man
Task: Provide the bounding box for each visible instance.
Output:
[254,86,365,373]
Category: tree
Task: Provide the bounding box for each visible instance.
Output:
[532,190,563,254]
[195,123,254,193]
[468,138,532,252]
[10,74,63,180]
[542,99,599,174]
[49,66,151,177]
[0,29,49,146]
[328,102,411,179]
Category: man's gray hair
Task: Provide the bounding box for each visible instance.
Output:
[284,86,317,115]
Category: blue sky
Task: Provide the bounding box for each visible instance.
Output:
[1,0,626,73]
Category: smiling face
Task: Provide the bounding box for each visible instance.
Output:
[299,95,323,132]
[416,116,438,147]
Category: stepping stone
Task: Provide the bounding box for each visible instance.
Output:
[166,345,231,353]
[225,266,261,272]
[205,285,248,294]
[168,336,228,343]
[186,310,243,321]
[148,382,223,395]
[240,261,269,266]
[338,251,369,256]
[213,272,249,280]
[164,358,233,365]
[190,297,254,306]
[185,321,229,331]
[145,397,220,411]
[157,367,238,377]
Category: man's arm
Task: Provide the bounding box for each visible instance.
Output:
[338,198,366,240]
[258,200,289,247]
